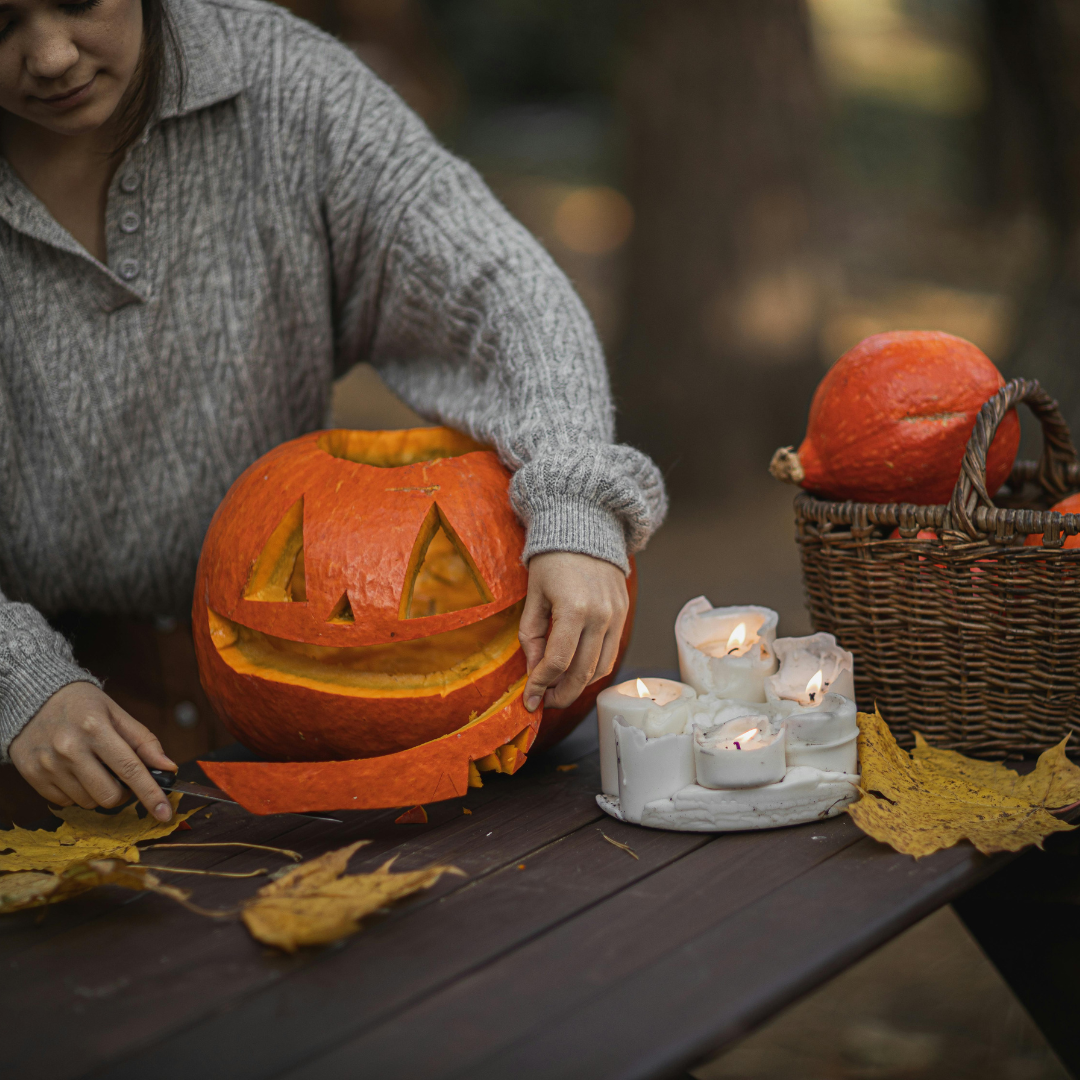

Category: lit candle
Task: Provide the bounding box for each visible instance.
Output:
[782,694,859,774]
[765,632,854,709]
[693,714,787,789]
[596,677,696,796]
[613,718,696,823]
[675,596,779,701]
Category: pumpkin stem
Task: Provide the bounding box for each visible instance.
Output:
[769,446,804,485]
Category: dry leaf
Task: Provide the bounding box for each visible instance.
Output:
[0,793,200,873]
[241,840,463,952]
[912,732,1080,810]
[0,858,227,916]
[848,708,1076,858]
[601,832,639,860]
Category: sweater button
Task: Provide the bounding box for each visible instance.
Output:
[119,258,140,280]
[120,211,140,233]
[120,173,139,193]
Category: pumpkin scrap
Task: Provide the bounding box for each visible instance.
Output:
[394,805,428,824]
[0,793,200,873]
[201,679,539,813]
[848,708,1078,857]
[241,840,462,952]
[0,859,226,917]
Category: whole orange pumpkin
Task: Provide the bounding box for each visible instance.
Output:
[771,331,1020,505]
[193,427,633,812]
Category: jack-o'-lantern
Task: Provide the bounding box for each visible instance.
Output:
[192,427,634,813]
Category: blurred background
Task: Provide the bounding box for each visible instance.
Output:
[283,0,1080,1075]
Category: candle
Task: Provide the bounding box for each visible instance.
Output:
[693,714,787,789]
[596,677,696,796]
[764,632,855,708]
[781,694,859,774]
[691,693,858,776]
[614,718,696,823]
[675,596,779,701]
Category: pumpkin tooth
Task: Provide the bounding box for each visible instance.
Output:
[467,762,483,788]
[473,752,502,774]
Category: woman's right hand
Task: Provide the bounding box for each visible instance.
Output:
[9,682,177,821]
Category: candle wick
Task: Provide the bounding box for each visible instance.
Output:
[734,741,741,750]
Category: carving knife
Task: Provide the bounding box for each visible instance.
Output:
[148,769,342,823]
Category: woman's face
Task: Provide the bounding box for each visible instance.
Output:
[0,0,142,137]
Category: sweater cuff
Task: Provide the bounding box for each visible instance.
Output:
[0,650,101,762]
[521,496,630,574]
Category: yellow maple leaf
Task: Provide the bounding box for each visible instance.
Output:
[848,708,1076,858]
[241,840,463,952]
[0,858,219,915]
[912,731,1080,810]
[0,793,200,873]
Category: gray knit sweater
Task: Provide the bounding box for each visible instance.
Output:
[0,0,666,758]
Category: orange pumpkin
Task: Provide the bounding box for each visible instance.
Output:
[193,427,633,812]
[771,331,1020,505]
[1024,493,1080,548]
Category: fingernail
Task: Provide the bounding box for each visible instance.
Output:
[154,802,173,822]
[164,759,178,770]
[525,695,541,711]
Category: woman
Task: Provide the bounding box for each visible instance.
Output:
[0,0,666,821]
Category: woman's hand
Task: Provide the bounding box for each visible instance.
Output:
[9,683,177,822]
[520,551,629,712]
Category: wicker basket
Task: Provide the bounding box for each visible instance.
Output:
[790,378,1080,758]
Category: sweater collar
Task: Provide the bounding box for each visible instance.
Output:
[158,0,245,120]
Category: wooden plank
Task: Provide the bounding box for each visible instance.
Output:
[6,749,612,1080]
[93,806,864,1080]
[292,832,1011,1080]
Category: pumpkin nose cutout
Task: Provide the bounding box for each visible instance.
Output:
[328,592,355,623]
[243,497,307,602]
[402,504,492,619]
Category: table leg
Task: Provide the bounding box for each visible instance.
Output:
[953,830,1080,1078]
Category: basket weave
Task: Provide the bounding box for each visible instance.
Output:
[790,378,1080,758]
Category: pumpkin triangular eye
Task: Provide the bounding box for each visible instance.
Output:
[402,505,492,619]
[327,591,354,623]
[243,497,306,602]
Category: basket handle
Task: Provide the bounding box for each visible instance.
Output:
[950,378,1078,538]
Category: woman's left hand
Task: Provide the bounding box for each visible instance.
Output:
[519,551,629,712]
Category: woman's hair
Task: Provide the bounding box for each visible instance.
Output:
[112,0,185,156]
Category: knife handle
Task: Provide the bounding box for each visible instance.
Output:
[149,768,178,790]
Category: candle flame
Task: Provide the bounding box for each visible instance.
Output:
[806,669,824,700]
[726,622,747,653]
[635,678,651,698]
[735,727,759,743]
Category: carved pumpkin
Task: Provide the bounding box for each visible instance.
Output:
[770,331,1020,505]
[192,427,634,812]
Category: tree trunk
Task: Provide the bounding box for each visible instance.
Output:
[617,0,824,500]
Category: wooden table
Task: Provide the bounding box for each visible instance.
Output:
[1,707,1066,1080]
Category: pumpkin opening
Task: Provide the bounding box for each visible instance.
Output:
[327,591,355,623]
[317,428,487,468]
[206,599,523,696]
[243,498,306,602]
[401,503,492,619]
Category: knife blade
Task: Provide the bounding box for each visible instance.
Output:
[148,769,342,823]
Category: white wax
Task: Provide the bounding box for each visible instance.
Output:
[777,692,859,774]
[596,677,696,796]
[675,597,779,701]
[693,714,787,789]
[765,632,855,708]
[614,719,696,823]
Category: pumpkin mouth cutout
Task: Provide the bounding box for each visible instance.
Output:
[317,428,488,468]
[206,599,523,697]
